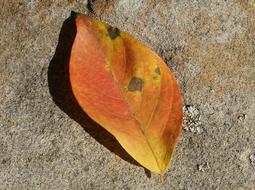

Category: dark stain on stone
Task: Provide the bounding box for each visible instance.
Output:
[87,0,95,15]
[128,77,144,92]
[107,26,120,40]
[155,66,161,75]
[1,159,7,164]
[84,165,90,172]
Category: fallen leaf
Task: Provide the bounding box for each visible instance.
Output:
[69,13,183,177]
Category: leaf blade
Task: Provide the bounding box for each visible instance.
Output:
[70,14,183,175]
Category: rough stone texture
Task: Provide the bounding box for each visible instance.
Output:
[0,0,255,189]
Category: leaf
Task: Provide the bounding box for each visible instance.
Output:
[69,13,183,177]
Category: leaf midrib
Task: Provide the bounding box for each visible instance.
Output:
[105,36,163,174]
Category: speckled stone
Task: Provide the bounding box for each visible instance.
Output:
[0,0,254,189]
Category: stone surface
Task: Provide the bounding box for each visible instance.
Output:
[0,0,255,189]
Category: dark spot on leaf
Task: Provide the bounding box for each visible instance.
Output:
[128,77,144,92]
[107,26,120,40]
[155,67,161,75]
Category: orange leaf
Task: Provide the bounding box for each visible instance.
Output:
[69,13,183,176]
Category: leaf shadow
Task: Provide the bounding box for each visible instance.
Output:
[47,12,151,178]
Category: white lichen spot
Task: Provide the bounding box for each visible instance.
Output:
[249,153,255,165]
[198,162,210,172]
[183,105,202,134]
[238,114,247,122]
